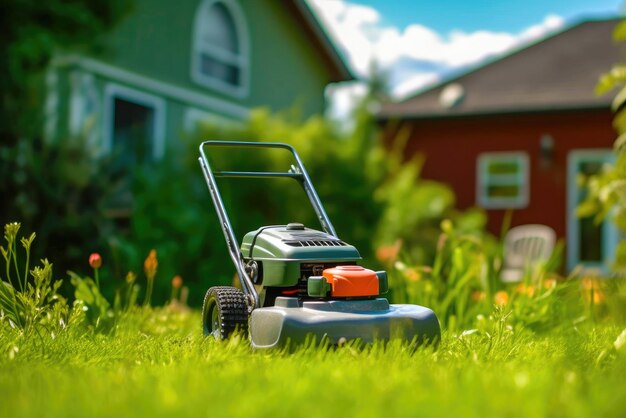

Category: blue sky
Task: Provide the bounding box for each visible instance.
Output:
[308,0,623,117]
[353,0,622,33]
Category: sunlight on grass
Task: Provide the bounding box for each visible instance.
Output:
[1,224,626,417]
[1,307,626,418]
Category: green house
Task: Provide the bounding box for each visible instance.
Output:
[45,0,351,162]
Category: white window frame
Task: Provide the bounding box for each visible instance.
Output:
[566,149,618,272]
[191,0,250,98]
[476,151,530,209]
[44,68,59,144]
[102,83,166,159]
[68,71,101,150]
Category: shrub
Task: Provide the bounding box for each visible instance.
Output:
[103,107,481,306]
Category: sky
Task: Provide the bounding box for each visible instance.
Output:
[307,0,624,118]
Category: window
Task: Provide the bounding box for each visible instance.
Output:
[191,0,249,97]
[476,152,529,209]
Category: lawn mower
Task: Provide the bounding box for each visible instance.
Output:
[198,141,440,349]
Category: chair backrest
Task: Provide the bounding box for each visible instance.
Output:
[503,224,556,269]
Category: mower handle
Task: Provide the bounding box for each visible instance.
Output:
[198,140,337,310]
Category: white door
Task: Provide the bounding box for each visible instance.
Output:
[566,149,618,272]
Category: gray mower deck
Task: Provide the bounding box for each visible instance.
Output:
[250,297,440,349]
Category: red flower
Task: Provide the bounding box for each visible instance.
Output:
[144,249,158,281]
[89,253,102,269]
[172,275,183,289]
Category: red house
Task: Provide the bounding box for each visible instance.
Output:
[378,18,621,272]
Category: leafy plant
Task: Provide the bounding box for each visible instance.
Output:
[384,216,619,332]
[0,0,132,301]
[581,19,626,274]
[113,271,140,314]
[68,272,113,331]
[0,222,69,336]
[0,135,118,295]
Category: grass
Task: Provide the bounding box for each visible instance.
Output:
[2,222,626,417]
[1,307,625,418]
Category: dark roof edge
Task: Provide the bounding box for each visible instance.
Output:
[392,15,623,104]
[377,102,611,122]
[292,0,355,82]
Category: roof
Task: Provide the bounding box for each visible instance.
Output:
[379,18,623,119]
[285,0,354,82]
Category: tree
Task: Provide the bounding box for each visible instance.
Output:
[0,0,131,140]
[0,1,132,284]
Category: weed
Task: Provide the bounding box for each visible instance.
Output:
[0,223,69,337]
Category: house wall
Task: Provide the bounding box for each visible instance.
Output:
[48,0,341,160]
[385,109,615,238]
[92,0,330,118]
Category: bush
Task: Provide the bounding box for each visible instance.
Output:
[103,107,483,306]
[0,136,117,293]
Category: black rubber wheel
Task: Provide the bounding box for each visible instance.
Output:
[202,286,249,340]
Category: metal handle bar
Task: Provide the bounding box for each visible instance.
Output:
[213,171,303,179]
[198,140,337,310]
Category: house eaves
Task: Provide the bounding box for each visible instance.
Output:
[378,17,622,121]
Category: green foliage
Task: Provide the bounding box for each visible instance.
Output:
[0,135,118,283]
[113,272,140,313]
[68,272,114,331]
[1,307,626,418]
[0,223,69,336]
[582,19,626,274]
[107,107,384,304]
[0,223,624,417]
[0,0,131,137]
[386,217,622,333]
[1,0,132,301]
[0,222,142,337]
[375,156,452,259]
[109,106,480,305]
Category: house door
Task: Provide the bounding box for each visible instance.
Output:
[566,149,618,272]
[111,97,155,170]
[103,84,165,214]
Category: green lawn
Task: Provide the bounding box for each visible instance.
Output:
[2,307,625,418]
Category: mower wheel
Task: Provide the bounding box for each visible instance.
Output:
[202,286,249,340]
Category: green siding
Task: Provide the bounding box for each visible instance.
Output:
[94,0,196,93]
[47,0,340,156]
[247,1,329,116]
[87,0,330,117]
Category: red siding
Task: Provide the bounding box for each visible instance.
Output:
[385,110,615,239]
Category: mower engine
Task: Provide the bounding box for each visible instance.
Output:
[241,223,386,305]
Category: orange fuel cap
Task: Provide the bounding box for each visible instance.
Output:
[322,265,379,297]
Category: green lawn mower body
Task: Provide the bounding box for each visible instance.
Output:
[198,141,440,349]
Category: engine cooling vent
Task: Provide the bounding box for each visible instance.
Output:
[283,239,348,247]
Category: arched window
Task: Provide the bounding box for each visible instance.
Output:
[191,0,249,97]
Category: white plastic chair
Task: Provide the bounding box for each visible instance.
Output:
[500,224,556,283]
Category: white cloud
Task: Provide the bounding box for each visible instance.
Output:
[308,0,565,101]
[308,0,565,120]
[393,73,441,99]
